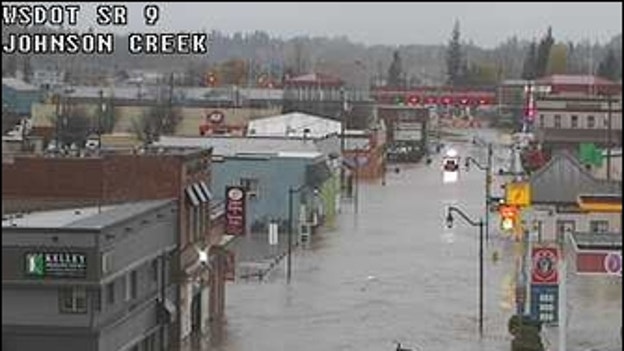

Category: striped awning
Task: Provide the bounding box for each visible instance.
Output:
[577,194,622,213]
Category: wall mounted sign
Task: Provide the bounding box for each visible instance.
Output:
[25,252,87,278]
[531,246,559,285]
[225,186,246,236]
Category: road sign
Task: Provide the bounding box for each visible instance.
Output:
[531,246,559,285]
[268,222,279,246]
[529,284,559,325]
[505,181,531,207]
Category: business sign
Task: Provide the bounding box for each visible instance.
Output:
[576,251,622,275]
[25,252,87,278]
[207,110,224,124]
[225,186,246,236]
[531,246,559,285]
[505,181,531,207]
[394,129,423,141]
[529,284,559,325]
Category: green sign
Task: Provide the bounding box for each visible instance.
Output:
[579,143,603,167]
[25,252,87,278]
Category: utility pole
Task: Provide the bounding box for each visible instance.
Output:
[606,95,612,181]
[98,89,103,152]
[340,87,346,191]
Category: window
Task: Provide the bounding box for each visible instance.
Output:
[125,274,131,301]
[571,115,578,128]
[554,115,562,128]
[106,282,115,305]
[151,259,159,282]
[539,114,545,128]
[240,178,259,197]
[590,220,609,233]
[130,270,138,299]
[587,115,595,128]
[59,287,87,313]
[102,252,112,275]
[555,220,575,243]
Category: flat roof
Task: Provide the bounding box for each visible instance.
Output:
[2,199,174,230]
[569,232,622,251]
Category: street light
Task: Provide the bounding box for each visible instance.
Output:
[287,185,307,284]
[445,205,484,338]
[463,143,493,242]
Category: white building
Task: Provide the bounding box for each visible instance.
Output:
[246,112,342,138]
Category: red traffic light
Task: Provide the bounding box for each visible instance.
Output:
[408,95,419,105]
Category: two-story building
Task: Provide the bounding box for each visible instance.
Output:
[2,199,178,351]
[2,148,231,347]
[532,75,622,152]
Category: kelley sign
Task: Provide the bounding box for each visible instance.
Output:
[25,252,87,278]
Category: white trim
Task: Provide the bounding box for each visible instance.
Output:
[100,245,176,284]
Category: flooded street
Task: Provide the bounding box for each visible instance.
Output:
[207,131,621,351]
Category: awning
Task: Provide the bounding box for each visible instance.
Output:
[193,183,208,203]
[186,186,200,207]
[577,194,622,213]
[199,181,213,201]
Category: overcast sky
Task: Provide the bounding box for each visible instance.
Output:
[7,2,623,47]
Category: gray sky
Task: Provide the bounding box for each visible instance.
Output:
[6,2,623,47]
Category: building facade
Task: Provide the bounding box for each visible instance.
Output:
[2,148,231,347]
[523,151,621,243]
[2,78,42,116]
[2,200,178,351]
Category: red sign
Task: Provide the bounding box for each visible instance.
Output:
[225,186,246,236]
[531,247,559,284]
[576,251,622,275]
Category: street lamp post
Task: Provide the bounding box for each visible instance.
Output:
[606,95,613,181]
[287,185,306,284]
[445,205,484,338]
[464,143,493,242]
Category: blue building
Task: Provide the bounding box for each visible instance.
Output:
[2,78,42,116]
[155,136,340,238]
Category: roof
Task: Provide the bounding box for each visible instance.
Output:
[569,232,622,251]
[2,199,174,230]
[529,150,621,204]
[247,112,342,138]
[536,129,623,145]
[2,78,39,92]
[155,135,321,157]
[535,74,617,86]
[286,72,343,85]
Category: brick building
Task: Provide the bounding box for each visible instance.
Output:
[2,148,233,347]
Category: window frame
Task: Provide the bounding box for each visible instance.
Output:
[59,286,88,314]
[570,115,578,128]
[589,220,609,233]
[106,281,115,305]
[554,115,562,128]
[587,115,595,128]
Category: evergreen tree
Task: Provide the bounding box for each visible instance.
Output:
[521,41,537,80]
[535,27,554,78]
[446,20,463,87]
[597,48,619,81]
[387,50,403,88]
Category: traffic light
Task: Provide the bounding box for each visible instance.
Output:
[407,95,419,105]
[395,95,405,106]
[499,205,519,234]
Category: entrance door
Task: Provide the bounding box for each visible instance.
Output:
[555,220,575,243]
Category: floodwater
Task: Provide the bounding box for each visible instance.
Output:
[201,129,621,351]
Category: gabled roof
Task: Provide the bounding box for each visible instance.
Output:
[529,150,621,204]
[247,112,341,138]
